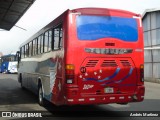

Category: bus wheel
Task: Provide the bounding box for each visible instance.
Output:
[38,85,44,106]
[20,81,24,89]
[20,76,24,89]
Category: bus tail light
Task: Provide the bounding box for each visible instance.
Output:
[140,64,144,82]
[66,64,75,84]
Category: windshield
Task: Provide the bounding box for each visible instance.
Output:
[1,56,16,62]
[76,15,138,42]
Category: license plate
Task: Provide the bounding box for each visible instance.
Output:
[104,88,114,93]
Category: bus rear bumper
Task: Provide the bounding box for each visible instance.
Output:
[65,86,145,105]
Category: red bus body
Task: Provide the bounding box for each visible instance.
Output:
[18,8,145,106]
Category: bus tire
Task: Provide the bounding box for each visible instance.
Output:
[38,85,44,106]
[20,80,25,89]
[117,103,128,105]
[19,74,24,89]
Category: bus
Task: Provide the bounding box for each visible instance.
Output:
[17,8,145,106]
[0,54,18,73]
[0,57,1,73]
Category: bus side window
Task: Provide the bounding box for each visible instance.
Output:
[11,56,14,61]
[38,36,41,54]
[59,28,63,49]
[53,24,62,50]
[32,38,37,56]
[54,28,59,50]
[48,30,52,51]
[9,57,11,61]
[26,44,29,57]
[21,46,25,59]
[35,38,38,54]
[41,34,44,53]
[29,41,33,57]
[24,45,26,58]
[44,31,49,52]
[10,57,11,61]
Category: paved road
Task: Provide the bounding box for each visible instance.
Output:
[0,73,160,120]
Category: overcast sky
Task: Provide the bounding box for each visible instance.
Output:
[0,0,160,55]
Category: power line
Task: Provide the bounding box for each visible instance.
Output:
[14,25,27,31]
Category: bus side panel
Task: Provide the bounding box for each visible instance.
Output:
[18,60,38,91]
[28,51,65,105]
[1,61,9,73]
[18,51,65,105]
[18,16,67,106]
[8,61,18,73]
[50,55,65,105]
[50,16,68,105]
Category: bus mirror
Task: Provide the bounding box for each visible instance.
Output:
[16,51,21,63]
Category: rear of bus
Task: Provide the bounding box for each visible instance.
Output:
[65,8,145,105]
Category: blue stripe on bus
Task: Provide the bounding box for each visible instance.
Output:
[101,67,134,86]
[84,67,120,82]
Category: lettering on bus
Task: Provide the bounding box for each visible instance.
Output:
[83,84,94,90]
[85,48,133,55]
[80,67,86,73]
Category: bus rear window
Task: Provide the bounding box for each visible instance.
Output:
[76,15,138,42]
